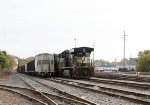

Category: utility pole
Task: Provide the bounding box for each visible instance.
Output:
[74,38,76,48]
[115,58,117,67]
[92,41,95,65]
[123,30,127,69]
[129,54,132,70]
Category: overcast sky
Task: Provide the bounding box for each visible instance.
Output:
[0,0,150,62]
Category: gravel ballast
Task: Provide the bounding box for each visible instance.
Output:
[33,77,141,105]
[0,89,36,105]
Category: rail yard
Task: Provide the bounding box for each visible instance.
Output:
[1,0,150,104]
[1,72,150,105]
[0,47,150,105]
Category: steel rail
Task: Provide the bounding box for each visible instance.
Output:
[90,77,150,89]
[0,86,47,105]
[16,74,58,105]
[17,74,95,105]
[0,84,88,105]
[21,74,97,105]
[52,78,150,105]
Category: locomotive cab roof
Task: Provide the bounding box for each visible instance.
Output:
[69,47,94,54]
[35,53,53,57]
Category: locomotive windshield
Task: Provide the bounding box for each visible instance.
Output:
[76,52,90,57]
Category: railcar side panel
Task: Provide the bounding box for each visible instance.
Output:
[27,60,35,72]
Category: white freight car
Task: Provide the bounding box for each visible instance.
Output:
[35,53,54,76]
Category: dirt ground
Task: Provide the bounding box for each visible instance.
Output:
[0,72,11,80]
[0,89,36,105]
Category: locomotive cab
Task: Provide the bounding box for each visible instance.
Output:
[70,47,93,64]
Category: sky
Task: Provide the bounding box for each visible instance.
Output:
[0,0,150,62]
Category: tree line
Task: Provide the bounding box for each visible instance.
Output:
[136,50,150,72]
[95,50,150,72]
[0,50,16,72]
[94,58,137,67]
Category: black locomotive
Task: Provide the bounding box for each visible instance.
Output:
[55,47,94,78]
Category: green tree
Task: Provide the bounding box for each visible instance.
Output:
[0,51,9,71]
[136,50,150,72]
[129,58,137,65]
[0,51,17,72]
[7,55,17,70]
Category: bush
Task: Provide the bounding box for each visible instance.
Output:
[0,51,15,72]
[136,50,150,72]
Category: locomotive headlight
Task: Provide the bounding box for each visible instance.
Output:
[83,57,90,63]
[76,57,82,63]
[76,57,90,63]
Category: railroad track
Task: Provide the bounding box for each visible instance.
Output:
[51,78,150,105]
[90,77,150,89]
[16,73,96,105]
[95,72,150,82]
[0,84,47,105]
